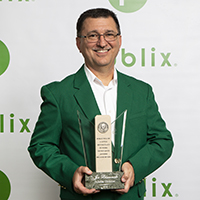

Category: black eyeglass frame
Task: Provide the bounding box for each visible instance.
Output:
[78,32,120,43]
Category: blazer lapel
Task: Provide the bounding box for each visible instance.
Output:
[113,71,133,170]
[73,66,101,122]
[116,71,132,118]
[73,66,101,171]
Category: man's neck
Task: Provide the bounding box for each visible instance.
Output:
[86,65,114,86]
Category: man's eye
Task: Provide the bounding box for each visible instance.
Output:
[105,33,115,37]
[106,33,114,36]
[88,34,98,38]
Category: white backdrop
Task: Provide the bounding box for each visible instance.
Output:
[0,0,200,199]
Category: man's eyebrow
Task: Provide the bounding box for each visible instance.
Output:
[87,30,98,34]
[87,30,116,34]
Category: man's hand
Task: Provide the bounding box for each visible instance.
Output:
[72,166,100,195]
[115,162,135,194]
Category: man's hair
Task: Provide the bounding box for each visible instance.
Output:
[76,8,121,37]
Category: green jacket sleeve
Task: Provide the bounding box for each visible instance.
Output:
[28,85,79,193]
[129,85,174,184]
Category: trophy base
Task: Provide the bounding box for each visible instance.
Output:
[85,171,124,190]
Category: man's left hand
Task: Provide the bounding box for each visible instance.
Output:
[115,162,135,194]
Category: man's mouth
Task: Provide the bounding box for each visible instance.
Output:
[93,49,111,53]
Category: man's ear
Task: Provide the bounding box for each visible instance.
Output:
[119,35,122,48]
[76,37,82,53]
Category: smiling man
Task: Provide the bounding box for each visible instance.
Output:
[76,16,121,86]
[28,8,173,200]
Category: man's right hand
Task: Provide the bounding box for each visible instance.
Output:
[72,166,100,195]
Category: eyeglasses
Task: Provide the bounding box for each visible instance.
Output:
[78,32,120,43]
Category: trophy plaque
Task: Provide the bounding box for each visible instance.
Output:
[77,110,127,190]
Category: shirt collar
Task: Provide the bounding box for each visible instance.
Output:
[84,64,117,87]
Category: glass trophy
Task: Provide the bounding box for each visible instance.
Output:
[77,110,127,190]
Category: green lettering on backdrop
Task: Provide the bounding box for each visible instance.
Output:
[19,118,31,132]
[144,177,174,197]
[122,48,136,67]
[152,177,156,197]
[120,48,172,67]
[162,183,173,197]
[0,113,31,133]
[161,53,172,66]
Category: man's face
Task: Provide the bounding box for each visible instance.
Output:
[76,17,121,71]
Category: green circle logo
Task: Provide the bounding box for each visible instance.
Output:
[0,171,11,200]
[109,0,147,13]
[0,40,10,76]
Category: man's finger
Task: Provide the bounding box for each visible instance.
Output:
[79,166,93,175]
[73,166,100,195]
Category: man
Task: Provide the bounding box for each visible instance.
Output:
[28,8,173,200]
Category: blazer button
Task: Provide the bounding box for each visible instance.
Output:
[114,158,121,164]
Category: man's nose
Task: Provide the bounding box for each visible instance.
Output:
[97,35,107,47]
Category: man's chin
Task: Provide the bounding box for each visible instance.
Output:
[95,63,113,69]
[94,60,114,68]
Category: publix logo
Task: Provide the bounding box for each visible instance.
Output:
[117,47,176,68]
[0,40,10,76]
[0,171,11,200]
[109,0,147,13]
[0,113,31,134]
[145,177,179,198]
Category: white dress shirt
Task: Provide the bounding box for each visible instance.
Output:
[84,65,117,145]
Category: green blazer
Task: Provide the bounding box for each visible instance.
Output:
[28,66,173,200]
